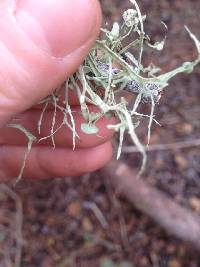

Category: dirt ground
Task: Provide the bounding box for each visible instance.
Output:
[1,0,200,266]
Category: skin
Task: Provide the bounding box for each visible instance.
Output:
[0,0,115,181]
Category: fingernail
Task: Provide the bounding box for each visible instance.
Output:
[15,0,99,57]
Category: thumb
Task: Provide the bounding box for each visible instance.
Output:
[0,0,101,126]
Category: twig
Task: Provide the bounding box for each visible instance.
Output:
[104,178,129,249]
[83,201,109,229]
[103,160,200,250]
[0,184,23,267]
[57,236,120,267]
[6,124,36,185]
[92,234,121,251]
[122,138,200,153]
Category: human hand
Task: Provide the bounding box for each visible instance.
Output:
[0,0,114,181]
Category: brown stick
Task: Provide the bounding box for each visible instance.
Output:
[123,138,200,153]
[103,160,200,250]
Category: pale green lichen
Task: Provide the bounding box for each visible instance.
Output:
[7,124,36,185]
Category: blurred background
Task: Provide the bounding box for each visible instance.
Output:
[0,0,200,266]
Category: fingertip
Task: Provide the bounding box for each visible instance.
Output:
[91,141,113,170]
[15,0,102,57]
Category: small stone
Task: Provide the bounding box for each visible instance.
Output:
[47,237,55,247]
[140,257,149,266]
[176,123,193,135]
[155,157,165,169]
[166,244,176,254]
[82,217,94,232]
[174,154,188,170]
[168,259,181,267]
[67,201,81,217]
[189,197,200,212]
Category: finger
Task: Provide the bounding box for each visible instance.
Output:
[0,142,112,180]
[33,84,84,109]
[0,107,115,148]
[34,81,98,109]
[0,0,102,126]
[0,106,115,148]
